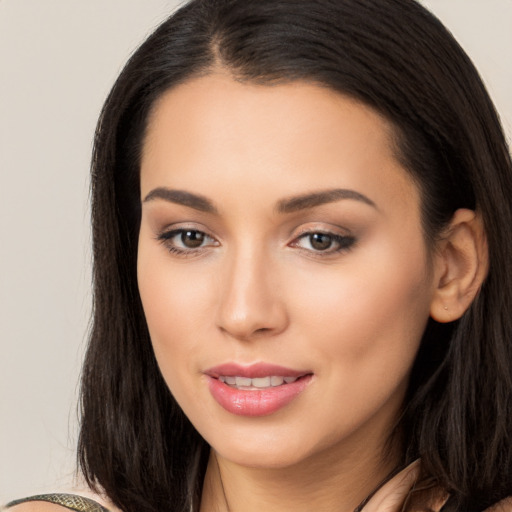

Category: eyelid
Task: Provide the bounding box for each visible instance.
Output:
[154,222,355,257]
[156,224,220,256]
[159,228,217,245]
[288,224,356,255]
[290,222,353,241]
[155,221,217,239]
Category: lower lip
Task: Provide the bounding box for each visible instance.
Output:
[207,375,312,417]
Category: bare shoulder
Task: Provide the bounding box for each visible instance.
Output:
[3,503,67,512]
[3,491,122,512]
[486,497,512,511]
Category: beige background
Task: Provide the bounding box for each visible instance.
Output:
[0,0,510,503]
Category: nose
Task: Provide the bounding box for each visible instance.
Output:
[216,247,289,341]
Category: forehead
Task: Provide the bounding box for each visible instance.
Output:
[143,73,395,159]
[140,73,419,214]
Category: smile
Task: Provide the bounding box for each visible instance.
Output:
[218,375,299,389]
[205,363,313,416]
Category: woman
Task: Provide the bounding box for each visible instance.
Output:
[7,0,512,511]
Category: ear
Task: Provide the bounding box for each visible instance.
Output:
[430,209,488,323]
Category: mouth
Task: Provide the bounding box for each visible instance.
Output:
[205,363,313,416]
[217,375,302,389]
[205,362,310,379]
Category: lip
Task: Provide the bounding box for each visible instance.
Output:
[205,362,313,417]
[205,362,309,379]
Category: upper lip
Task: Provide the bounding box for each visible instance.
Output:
[205,362,311,379]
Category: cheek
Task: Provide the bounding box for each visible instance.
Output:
[136,235,215,387]
[290,233,432,390]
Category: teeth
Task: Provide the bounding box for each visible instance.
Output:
[218,375,299,389]
[252,377,271,388]
[235,376,252,387]
[270,376,284,386]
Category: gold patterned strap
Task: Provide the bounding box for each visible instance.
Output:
[5,494,110,512]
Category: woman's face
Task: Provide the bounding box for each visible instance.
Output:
[138,74,437,469]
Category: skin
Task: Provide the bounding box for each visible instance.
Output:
[136,73,481,511]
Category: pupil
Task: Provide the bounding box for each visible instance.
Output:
[310,233,332,251]
[182,230,205,248]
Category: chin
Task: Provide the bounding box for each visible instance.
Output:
[201,420,330,470]
[216,443,309,470]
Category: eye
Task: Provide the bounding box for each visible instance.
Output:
[292,231,355,254]
[176,230,207,248]
[157,228,219,254]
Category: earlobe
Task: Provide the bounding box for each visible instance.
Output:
[430,209,488,323]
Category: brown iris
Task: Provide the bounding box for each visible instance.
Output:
[310,233,333,251]
[181,230,205,248]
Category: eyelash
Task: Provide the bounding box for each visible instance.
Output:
[291,231,356,255]
[156,228,356,257]
[157,228,218,257]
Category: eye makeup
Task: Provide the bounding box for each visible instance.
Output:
[155,225,357,259]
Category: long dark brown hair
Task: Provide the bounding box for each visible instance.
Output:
[78,1,512,511]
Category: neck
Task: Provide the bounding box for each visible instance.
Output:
[200,433,400,512]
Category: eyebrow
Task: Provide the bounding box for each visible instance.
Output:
[143,188,218,213]
[276,189,377,213]
[142,187,376,215]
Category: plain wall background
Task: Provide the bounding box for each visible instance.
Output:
[1,0,510,503]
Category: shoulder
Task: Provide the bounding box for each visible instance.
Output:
[4,503,64,512]
[3,492,121,512]
[486,497,512,512]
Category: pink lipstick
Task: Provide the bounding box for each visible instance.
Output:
[205,363,313,417]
